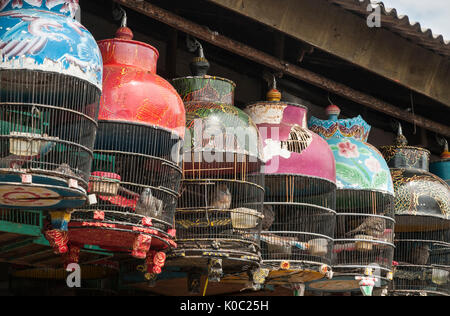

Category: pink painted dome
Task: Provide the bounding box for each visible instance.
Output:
[244,91,336,183]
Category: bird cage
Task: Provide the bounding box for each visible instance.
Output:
[164,49,265,287]
[380,125,450,296]
[0,1,102,211]
[67,19,185,276]
[307,105,395,295]
[237,84,336,289]
[430,139,450,186]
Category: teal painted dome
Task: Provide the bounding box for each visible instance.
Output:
[308,105,394,194]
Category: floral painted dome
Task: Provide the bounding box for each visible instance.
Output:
[172,75,263,163]
[309,105,394,194]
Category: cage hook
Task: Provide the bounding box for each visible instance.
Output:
[436,135,448,152]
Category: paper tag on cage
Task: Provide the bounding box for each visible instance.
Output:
[88,194,97,205]
[21,174,32,184]
[68,179,78,188]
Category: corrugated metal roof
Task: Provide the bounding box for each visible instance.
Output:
[327,0,450,57]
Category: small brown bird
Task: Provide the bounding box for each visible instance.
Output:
[55,163,76,177]
[346,216,386,238]
[261,204,275,231]
[410,244,430,265]
[208,183,231,209]
[135,188,164,219]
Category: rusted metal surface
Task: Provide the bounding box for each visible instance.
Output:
[114,0,450,138]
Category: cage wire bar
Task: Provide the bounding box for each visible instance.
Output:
[68,21,185,274]
[333,190,395,278]
[261,175,336,284]
[69,122,182,252]
[165,49,265,289]
[380,125,450,296]
[307,105,395,294]
[0,70,100,208]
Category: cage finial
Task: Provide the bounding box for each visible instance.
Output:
[266,75,281,101]
[115,7,133,40]
[394,121,408,146]
[436,136,450,159]
[326,104,340,121]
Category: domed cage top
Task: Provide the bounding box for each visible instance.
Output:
[430,139,450,186]
[68,22,185,272]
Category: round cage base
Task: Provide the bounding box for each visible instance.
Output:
[395,215,450,233]
[166,251,260,268]
[305,274,391,293]
[262,261,330,285]
[166,244,260,278]
[0,173,87,209]
[68,226,173,255]
[390,289,449,296]
[68,210,175,258]
[392,264,450,296]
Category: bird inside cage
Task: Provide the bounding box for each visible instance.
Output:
[208,183,232,209]
[261,204,275,231]
[55,163,77,178]
[410,243,430,266]
[346,215,387,240]
[260,205,310,258]
[135,188,164,219]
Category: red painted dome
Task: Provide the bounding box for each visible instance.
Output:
[97,27,186,138]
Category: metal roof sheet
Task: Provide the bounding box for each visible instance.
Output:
[327,0,450,57]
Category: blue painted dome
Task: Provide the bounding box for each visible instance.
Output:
[0,0,102,89]
[309,105,394,194]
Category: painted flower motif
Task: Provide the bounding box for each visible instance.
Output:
[280,261,290,270]
[337,140,359,158]
[364,155,381,173]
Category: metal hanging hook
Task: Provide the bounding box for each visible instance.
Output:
[327,92,335,105]
[436,135,448,152]
[186,35,203,55]
[119,6,127,27]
